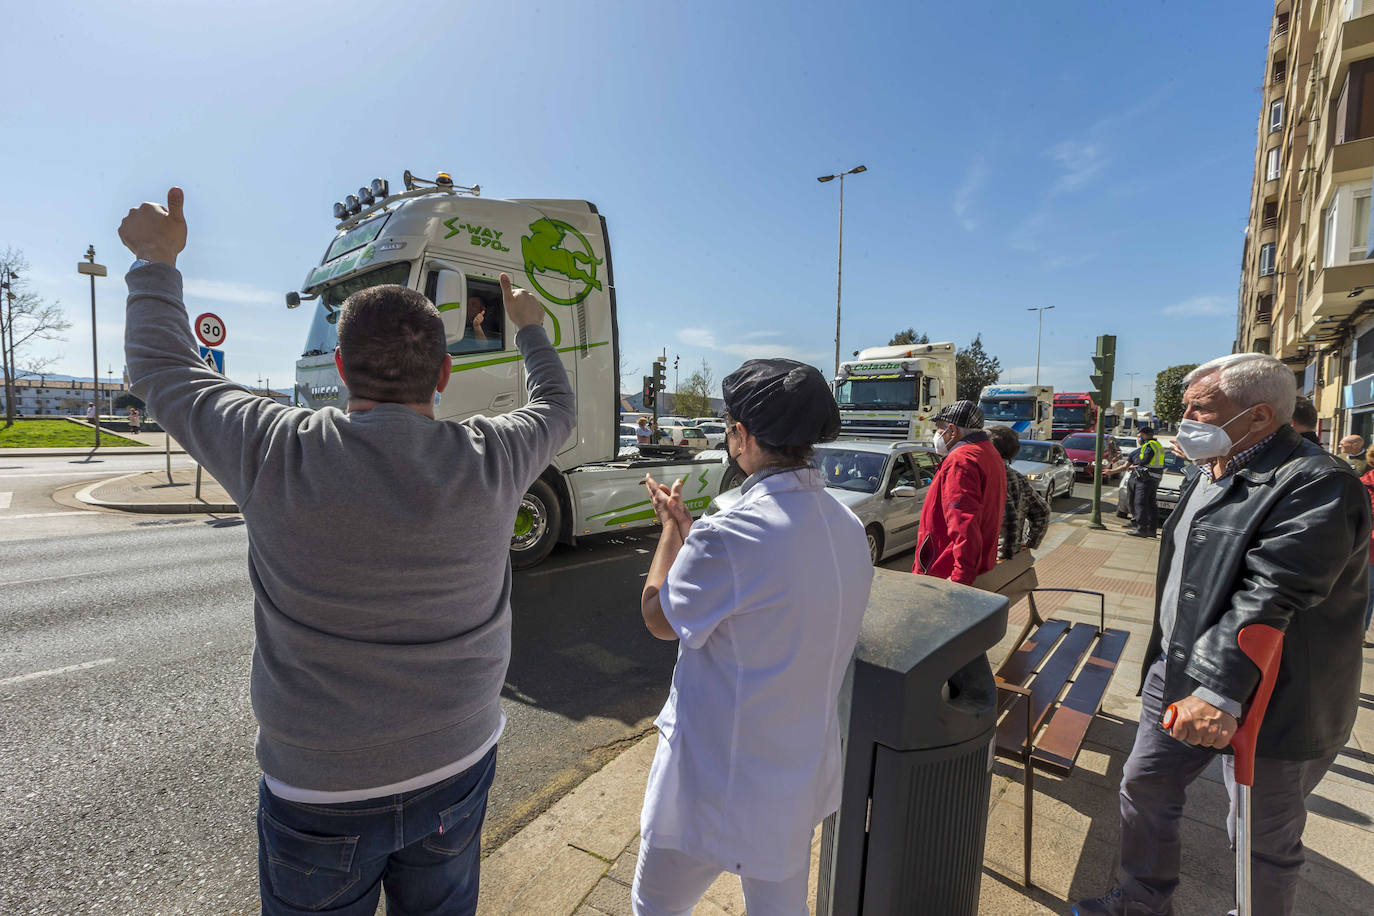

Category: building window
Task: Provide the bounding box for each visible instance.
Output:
[1260,243,1277,276]
[1325,202,1339,267]
[1353,190,1372,261]
[1266,147,1281,181]
[1336,58,1374,143]
[1270,99,1284,133]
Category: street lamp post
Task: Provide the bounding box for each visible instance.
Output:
[818,164,868,382]
[1027,305,1055,386]
[77,246,107,448]
[0,263,17,421]
[1124,371,1141,403]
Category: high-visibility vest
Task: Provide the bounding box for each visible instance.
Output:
[1138,439,1165,468]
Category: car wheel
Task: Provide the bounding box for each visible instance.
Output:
[1044,482,1055,504]
[719,460,747,493]
[510,478,562,569]
[865,525,884,565]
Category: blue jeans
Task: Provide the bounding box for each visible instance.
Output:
[257,746,497,915]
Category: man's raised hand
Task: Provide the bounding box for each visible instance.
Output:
[500,273,545,329]
[118,187,187,267]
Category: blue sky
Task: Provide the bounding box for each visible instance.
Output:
[3,1,1268,410]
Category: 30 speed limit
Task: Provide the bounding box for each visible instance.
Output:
[194,312,227,348]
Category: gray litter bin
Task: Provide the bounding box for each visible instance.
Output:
[817,568,1007,916]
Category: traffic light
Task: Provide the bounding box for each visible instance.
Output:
[642,375,656,409]
[652,358,667,395]
[1088,334,1116,409]
[1133,397,1140,407]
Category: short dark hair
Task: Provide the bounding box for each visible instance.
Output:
[336,285,447,404]
[986,425,1020,462]
[1291,396,1317,429]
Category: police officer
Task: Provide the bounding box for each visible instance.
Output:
[1126,425,1165,538]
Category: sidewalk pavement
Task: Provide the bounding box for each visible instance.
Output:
[475,511,1374,916]
[71,465,236,513]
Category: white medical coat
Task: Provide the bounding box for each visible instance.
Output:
[641,466,874,880]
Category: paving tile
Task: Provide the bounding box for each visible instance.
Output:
[489,844,609,916]
[581,876,633,916]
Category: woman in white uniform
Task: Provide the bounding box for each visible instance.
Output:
[635,359,875,916]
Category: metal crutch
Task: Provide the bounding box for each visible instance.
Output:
[1164,623,1285,916]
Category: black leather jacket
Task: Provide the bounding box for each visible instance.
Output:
[1144,424,1369,760]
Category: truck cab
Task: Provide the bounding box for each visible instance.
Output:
[290,172,724,566]
[979,384,1054,440]
[833,342,956,444]
[1051,392,1099,440]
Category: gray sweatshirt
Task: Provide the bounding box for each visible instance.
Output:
[125,263,575,790]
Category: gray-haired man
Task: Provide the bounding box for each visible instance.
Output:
[1075,353,1368,916]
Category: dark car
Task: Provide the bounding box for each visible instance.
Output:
[1060,432,1124,481]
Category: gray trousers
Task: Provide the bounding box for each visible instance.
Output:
[1116,658,1336,915]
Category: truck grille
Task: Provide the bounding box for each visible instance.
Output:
[839,417,910,440]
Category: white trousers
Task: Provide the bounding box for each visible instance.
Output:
[630,842,809,916]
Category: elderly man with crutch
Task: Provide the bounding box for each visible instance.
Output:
[1074,353,1369,916]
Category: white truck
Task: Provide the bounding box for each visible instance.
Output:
[288,170,729,567]
[978,384,1054,440]
[833,342,957,444]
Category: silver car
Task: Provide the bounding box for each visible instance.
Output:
[1116,446,1192,516]
[709,440,940,564]
[1012,439,1076,504]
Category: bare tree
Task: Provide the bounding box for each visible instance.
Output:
[674,358,715,419]
[1,248,71,426]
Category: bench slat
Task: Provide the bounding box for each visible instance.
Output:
[1031,627,1130,775]
[995,622,1096,758]
[995,618,1070,691]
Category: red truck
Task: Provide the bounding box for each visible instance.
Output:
[1052,392,1099,441]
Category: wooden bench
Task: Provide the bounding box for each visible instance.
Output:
[993,588,1131,887]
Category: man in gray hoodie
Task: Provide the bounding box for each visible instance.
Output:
[119,187,575,916]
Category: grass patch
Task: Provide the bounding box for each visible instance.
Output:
[0,419,146,448]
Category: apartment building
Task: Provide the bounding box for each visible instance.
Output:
[0,377,128,416]
[1237,0,1374,445]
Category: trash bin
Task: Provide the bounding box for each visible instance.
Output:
[816,569,1007,916]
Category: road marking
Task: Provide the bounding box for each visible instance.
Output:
[3,511,101,519]
[1,658,116,685]
[0,469,188,478]
[0,491,10,509]
[0,570,102,587]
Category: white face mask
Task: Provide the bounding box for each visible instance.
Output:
[933,429,950,456]
[1175,408,1253,462]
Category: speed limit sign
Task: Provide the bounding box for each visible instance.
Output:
[194,312,227,348]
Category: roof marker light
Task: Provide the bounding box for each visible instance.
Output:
[358,186,375,206]
[371,177,389,198]
[333,202,347,220]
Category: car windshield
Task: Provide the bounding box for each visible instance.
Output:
[1161,452,1187,472]
[1061,434,1097,450]
[980,398,1033,421]
[834,376,918,410]
[1015,442,1053,463]
[301,262,412,357]
[815,447,887,494]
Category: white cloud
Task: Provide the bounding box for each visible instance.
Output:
[1048,140,1105,193]
[183,278,282,307]
[676,327,824,364]
[1160,294,1232,317]
[953,157,987,231]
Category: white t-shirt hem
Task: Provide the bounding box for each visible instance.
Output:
[263,712,505,804]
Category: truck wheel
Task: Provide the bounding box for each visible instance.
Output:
[865,525,884,565]
[720,461,747,493]
[511,478,561,569]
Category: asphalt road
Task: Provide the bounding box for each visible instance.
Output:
[0,450,1111,915]
[0,457,680,915]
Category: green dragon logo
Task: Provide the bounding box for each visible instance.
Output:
[521,218,603,305]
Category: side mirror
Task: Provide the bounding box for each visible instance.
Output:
[435,269,467,343]
[890,485,919,498]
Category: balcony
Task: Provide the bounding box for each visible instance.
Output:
[1331,135,1374,176]
[1310,261,1374,320]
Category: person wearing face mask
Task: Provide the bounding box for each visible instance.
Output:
[1074,353,1369,916]
[912,400,1006,585]
[1123,427,1165,538]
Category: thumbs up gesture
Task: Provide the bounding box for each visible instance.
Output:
[500,273,545,330]
[118,187,188,267]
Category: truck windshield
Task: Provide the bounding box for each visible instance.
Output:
[980,398,1033,421]
[835,376,918,410]
[300,262,412,357]
[1054,404,1090,426]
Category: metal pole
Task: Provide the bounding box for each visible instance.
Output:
[1034,310,1043,386]
[165,425,173,484]
[833,173,845,382]
[89,265,100,449]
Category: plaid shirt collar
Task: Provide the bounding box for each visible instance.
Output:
[1200,432,1277,481]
